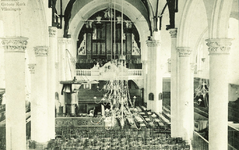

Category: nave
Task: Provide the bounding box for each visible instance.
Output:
[0,0,238,150]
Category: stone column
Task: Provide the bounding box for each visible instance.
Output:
[177,47,192,141]
[28,64,37,141]
[2,37,27,150]
[206,38,232,150]
[65,38,74,80]
[189,63,195,141]
[169,28,179,137]
[58,38,67,115]
[58,38,67,82]
[55,62,60,115]
[142,60,148,104]
[0,39,4,88]
[34,46,49,143]
[146,35,163,114]
[48,26,57,139]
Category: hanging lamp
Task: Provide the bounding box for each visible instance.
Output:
[92,0,138,130]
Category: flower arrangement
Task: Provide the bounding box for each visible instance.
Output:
[194,79,209,97]
[194,79,209,107]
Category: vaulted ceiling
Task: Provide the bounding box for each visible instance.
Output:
[54,0,177,37]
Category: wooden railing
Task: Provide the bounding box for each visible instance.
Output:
[192,131,238,150]
[228,125,239,150]
[127,69,142,76]
[192,131,209,150]
[76,69,92,76]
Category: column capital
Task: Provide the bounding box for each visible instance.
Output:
[177,47,192,57]
[1,37,28,53]
[49,26,57,38]
[66,38,71,44]
[58,38,67,43]
[169,28,177,38]
[146,40,160,47]
[206,38,232,55]
[28,64,36,74]
[34,46,48,57]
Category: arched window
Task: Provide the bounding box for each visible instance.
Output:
[149,93,154,100]
[158,93,162,100]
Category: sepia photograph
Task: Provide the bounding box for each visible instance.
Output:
[0,0,238,149]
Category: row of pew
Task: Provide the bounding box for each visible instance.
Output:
[47,129,190,150]
[49,106,190,149]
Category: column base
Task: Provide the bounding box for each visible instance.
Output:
[153,100,162,114]
[146,100,152,111]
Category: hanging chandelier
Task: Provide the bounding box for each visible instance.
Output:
[101,78,133,128]
[93,58,136,129]
[91,0,138,130]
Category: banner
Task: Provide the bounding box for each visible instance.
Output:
[78,33,86,55]
[132,34,140,55]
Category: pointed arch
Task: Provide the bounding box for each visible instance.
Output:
[69,0,150,55]
[209,0,234,38]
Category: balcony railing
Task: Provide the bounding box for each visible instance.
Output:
[76,69,143,81]
[75,61,144,81]
[228,124,239,150]
[127,69,142,76]
[76,69,142,76]
[76,69,92,76]
[192,131,209,150]
[192,131,238,150]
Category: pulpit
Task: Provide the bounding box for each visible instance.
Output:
[60,79,81,116]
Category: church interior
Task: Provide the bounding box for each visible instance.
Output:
[0,0,238,149]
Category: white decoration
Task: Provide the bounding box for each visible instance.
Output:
[132,34,140,55]
[78,34,86,55]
